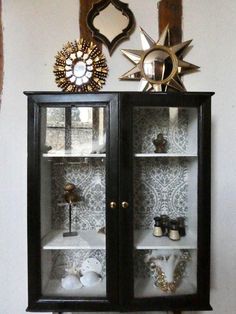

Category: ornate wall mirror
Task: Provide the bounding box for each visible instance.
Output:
[87,0,135,55]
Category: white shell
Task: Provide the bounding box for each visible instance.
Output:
[80,258,102,275]
[61,274,82,290]
[80,271,101,287]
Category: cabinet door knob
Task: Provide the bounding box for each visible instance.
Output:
[110,202,117,209]
[122,201,129,208]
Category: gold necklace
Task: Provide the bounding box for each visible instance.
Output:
[148,250,191,293]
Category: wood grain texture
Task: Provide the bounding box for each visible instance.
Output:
[159,0,182,45]
[0,0,3,103]
[79,0,102,50]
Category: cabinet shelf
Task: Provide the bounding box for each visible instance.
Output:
[44,278,106,297]
[134,230,197,250]
[42,230,106,250]
[43,151,106,158]
[134,153,197,158]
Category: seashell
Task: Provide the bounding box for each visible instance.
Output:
[61,274,82,290]
[80,258,102,275]
[80,271,102,287]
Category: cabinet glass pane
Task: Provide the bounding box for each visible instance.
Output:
[40,106,107,298]
[133,106,198,298]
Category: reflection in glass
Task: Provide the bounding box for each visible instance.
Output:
[44,107,106,155]
[40,105,107,298]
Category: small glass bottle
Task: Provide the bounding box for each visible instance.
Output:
[177,216,186,237]
[153,216,163,237]
[160,214,169,236]
[168,219,180,241]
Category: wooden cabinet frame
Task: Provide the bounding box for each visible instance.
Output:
[25,92,213,312]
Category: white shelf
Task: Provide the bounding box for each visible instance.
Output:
[42,230,106,250]
[43,278,106,297]
[43,150,106,158]
[134,277,196,298]
[134,153,197,158]
[134,230,197,250]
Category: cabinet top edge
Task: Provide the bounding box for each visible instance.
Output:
[23,91,215,96]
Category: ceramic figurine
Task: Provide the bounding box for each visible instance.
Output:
[152,133,167,153]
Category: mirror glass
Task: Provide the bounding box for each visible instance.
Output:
[143,49,174,82]
[93,3,129,42]
[87,0,135,55]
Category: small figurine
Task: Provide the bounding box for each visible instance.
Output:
[153,217,162,237]
[168,219,181,241]
[152,133,167,153]
[63,183,79,237]
[41,144,52,153]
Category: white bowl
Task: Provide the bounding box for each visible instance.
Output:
[80,271,102,287]
[61,274,82,290]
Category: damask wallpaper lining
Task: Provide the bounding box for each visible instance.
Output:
[45,107,195,281]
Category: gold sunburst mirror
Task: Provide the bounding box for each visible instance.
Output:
[54,38,108,92]
[120,25,199,92]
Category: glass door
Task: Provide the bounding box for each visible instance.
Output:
[119,93,211,310]
[132,105,198,298]
[27,93,119,310]
[40,105,109,298]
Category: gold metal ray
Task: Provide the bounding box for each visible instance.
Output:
[167,76,186,91]
[156,24,169,46]
[153,84,163,92]
[178,60,200,74]
[119,65,141,80]
[140,27,156,50]
[139,78,152,91]
[171,40,192,56]
[121,49,143,64]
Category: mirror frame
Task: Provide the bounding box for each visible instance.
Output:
[87,0,135,55]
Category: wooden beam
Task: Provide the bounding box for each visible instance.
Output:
[79,0,102,50]
[158,0,182,45]
[0,0,3,105]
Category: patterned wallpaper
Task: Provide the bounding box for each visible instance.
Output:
[45,106,194,281]
[51,158,106,231]
[133,107,190,154]
[134,158,188,229]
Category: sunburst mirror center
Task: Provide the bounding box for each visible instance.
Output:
[120,25,199,92]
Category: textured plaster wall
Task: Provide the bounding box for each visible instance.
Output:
[0,0,236,314]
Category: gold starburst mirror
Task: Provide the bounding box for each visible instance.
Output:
[54,39,108,92]
[120,25,199,92]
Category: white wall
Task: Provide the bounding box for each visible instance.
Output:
[0,0,236,313]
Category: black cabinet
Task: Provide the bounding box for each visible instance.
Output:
[25,92,213,312]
